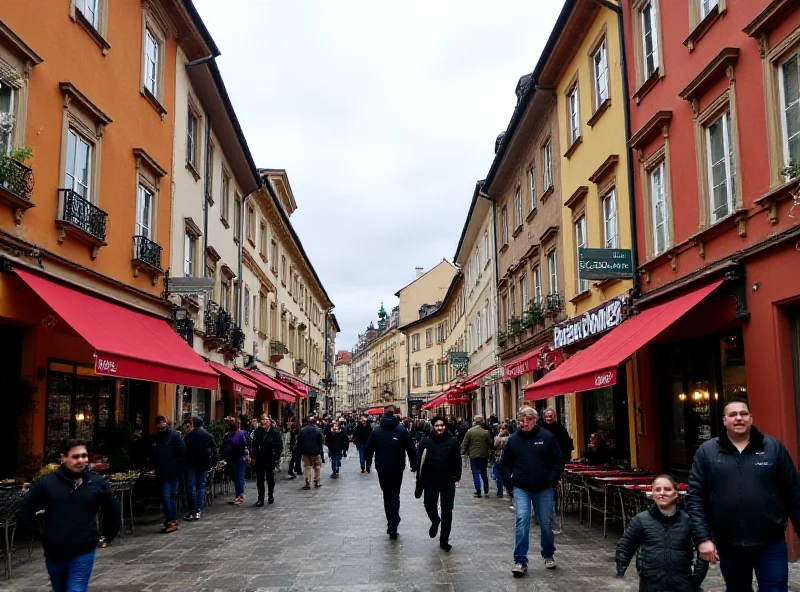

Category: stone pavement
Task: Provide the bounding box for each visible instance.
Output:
[4,453,800,591]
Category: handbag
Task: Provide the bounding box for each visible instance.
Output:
[414,448,427,499]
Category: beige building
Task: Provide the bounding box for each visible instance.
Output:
[396,261,458,327]
[368,305,407,413]
[350,326,377,411]
[331,351,351,414]
[453,181,498,418]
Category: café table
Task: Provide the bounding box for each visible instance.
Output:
[582,474,654,537]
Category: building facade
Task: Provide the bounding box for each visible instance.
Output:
[331,350,351,415]
[368,305,407,413]
[350,326,376,412]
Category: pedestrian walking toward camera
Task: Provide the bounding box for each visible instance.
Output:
[353,414,373,473]
[251,415,282,507]
[326,420,347,478]
[287,419,301,478]
[295,416,323,490]
[417,415,461,551]
[687,399,800,591]
[501,406,564,577]
[493,426,511,499]
[616,474,708,591]
[149,415,186,532]
[461,415,494,497]
[182,417,217,521]
[21,439,120,592]
[222,417,249,505]
[538,407,574,463]
[365,408,417,539]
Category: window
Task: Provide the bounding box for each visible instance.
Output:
[281,255,287,284]
[474,248,480,281]
[143,28,159,97]
[568,86,580,145]
[575,217,588,293]
[425,329,433,347]
[520,275,528,310]
[483,230,490,266]
[135,185,153,239]
[65,129,92,200]
[260,222,267,258]
[437,362,447,383]
[234,193,242,241]
[0,82,13,154]
[221,279,232,313]
[650,162,670,255]
[593,39,609,109]
[501,206,509,244]
[76,0,98,27]
[244,287,250,326]
[641,1,659,80]
[602,190,619,248]
[533,266,542,304]
[186,108,199,171]
[706,111,736,222]
[779,52,800,168]
[700,0,718,18]
[513,187,523,229]
[486,297,493,337]
[543,140,553,189]
[221,172,230,222]
[426,363,434,386]
[476,311,483,343]
[529,165,536,211]
[412,333,420,352]
[465,262,470,288]
[547,249,558,295]
[246,205,255,242]
[412,366,421,388]
[183,232,195,277]
[510,285,516,318]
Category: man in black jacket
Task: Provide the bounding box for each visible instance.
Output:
[295,417,323,490]
[251,415,283,507]
[365,409,417,539]
[687,399,800,591]
[149,415,186,533]
[286,419,301,478]
[500,407,563,577]
[352,415,373,473]
[182,417,217,521]
[21,439,120,592]
[538,407,574,463]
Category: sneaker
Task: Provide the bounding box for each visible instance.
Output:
[330,473,336,479]
[474,491,482,498]
[314,482,321,488]
[511,563,528,578]
[232,496,243,505]
[253,500,264,508]
[389,531,398,540]
[302,484,311,490]
[195,512,201,520]
[287,474,297,480]
[164,522,178,534]
[361,469,365,473]
[268,496,274,504]
[509,505,515,512]
[439,541,452,552]
[366,467,371,473]
[183,513,196,521]
[484,487,489,495]
[544,557,556,570]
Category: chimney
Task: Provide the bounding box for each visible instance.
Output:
[415,267,424,279]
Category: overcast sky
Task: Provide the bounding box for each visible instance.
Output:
[194,0,564,350]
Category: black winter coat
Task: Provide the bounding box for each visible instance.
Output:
[365,416,417,473]
[538,419,574,461]
[21,466,121,560]
[352,423,372,445]
[252,426,282,467]
[500,425,564,493]
[149,428,186,479]
[295,424,324,456]
[183,428,218,472]
[687,426,800,547]
[615,505,708,592]
[418,432,461,482]
[326,430,348,455]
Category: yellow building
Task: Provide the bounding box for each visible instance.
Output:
[535,0,637,464]
[368,305,407,412]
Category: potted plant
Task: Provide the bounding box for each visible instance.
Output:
[497,331,507,346]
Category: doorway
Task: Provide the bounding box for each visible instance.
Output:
[0,323,26,477]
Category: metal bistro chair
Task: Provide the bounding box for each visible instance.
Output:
[0,491,24,580]
[581,474,611,533]
[110,479,137,538]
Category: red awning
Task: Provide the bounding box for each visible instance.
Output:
[15,269,218,389]
[523,280,724,401]
[461,366,496,386]
[276,372,310,397]
[208,362,257,400]
[364,407,385,415]
[236,368,295,403]
[504,345,548,379]
[281,381,308,399]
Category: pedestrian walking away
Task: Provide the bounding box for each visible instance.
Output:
[493,426,511,500]
[286,419,302,478]
[222,417,249,505]
[365,407,418,539]
[352,414,373,473]
[687,399,800,592]
[461,414,494,497]
[251,415,282,507]
[148,415,186,533]
[325,420,348,478]
[20,439,121,592]
[182,417,217,521]
[615,474,708,591]
[417,415,461,552]
[500,406,564,577]
[295,416,324,489]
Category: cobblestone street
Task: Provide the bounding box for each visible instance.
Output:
[4,455,800,591]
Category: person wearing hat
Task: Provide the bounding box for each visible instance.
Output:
[182,417,217,521]
[365,407,417,539]
[148,416,186,533]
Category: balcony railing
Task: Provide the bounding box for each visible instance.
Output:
[58,188,107,241]
[546,293,564,315]
[133,235,162,270]
[205,304,232,338]
[174,317,194,347]
[0,155,34,202]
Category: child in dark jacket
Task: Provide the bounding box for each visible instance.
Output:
[615,474,708,592]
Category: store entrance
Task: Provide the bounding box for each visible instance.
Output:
[0,324,25,477]
[581,365,630,463]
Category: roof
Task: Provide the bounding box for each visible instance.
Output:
[453,180,487,263]
[399,273,463,332]
[483,0,576,191]
[181,0,221,58]
[329,313,341,333]
[394,259,458,297]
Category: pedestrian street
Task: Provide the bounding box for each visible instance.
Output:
[6,453,799,592]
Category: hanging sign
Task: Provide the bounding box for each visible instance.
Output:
[553,295,628,349]
[579,248,634,280]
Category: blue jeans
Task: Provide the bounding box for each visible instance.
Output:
[717,540,789,592]
[231,456,246,496]
[330,452,342,474]
[184,468,207,514]
[46,550,95,592]
[469,457,489,492]
[513,487,555,564]
[357,444,366,470]
[491,460,499,481]
[159,477,179,524]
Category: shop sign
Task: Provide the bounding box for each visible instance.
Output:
[276,371,309,393]
[578,248,634,280]
[504,349,545,379]
[553,295,628,349]
[95,356,118,375]
[448,351,469,374]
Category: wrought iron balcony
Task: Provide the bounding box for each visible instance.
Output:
[0,155,35,220]
[57,188,108,242]
[133,235,162,270]
[204,303,232,339]
[545,293,564,315]
[174,317,195,347]
[227,325,245,352]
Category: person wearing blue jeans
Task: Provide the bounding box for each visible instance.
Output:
[325,421,347,478]
[499,407,564,577]
[231,454,247,498]
[461,415,494,498]
[159,477,180,526]
[222,418,249,504]
[182,417,217,520]
[149,415,186,533]
[183,469,206,517]
[46,550,96,592]
[469,457,489,495]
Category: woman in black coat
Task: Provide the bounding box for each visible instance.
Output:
[417,415,462,552]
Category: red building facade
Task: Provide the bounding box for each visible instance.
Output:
[620,0,800,484]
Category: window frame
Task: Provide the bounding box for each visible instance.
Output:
[543,139,554,189]
[185,98,202,178]
[532,265,543,304]
[514,186,523,229]
[705,110,736,223]
[520,275,528,310]
[631,0,665,100]
[501,206,509,245]
[64,128,93,201]
[529,164,537,211]
[135,184,154,240]
[602,189,619,249]
[220,169,231,225]
[476,311,483,343]
[233,192,242,242]
[566,78,582,149]
[641,1,660,80]
[574,216,588,294]
[592,36,609,111]
[650,161,670,256]
[140,12,167,115]
[778,50,800,171]
[547,249,558,295]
